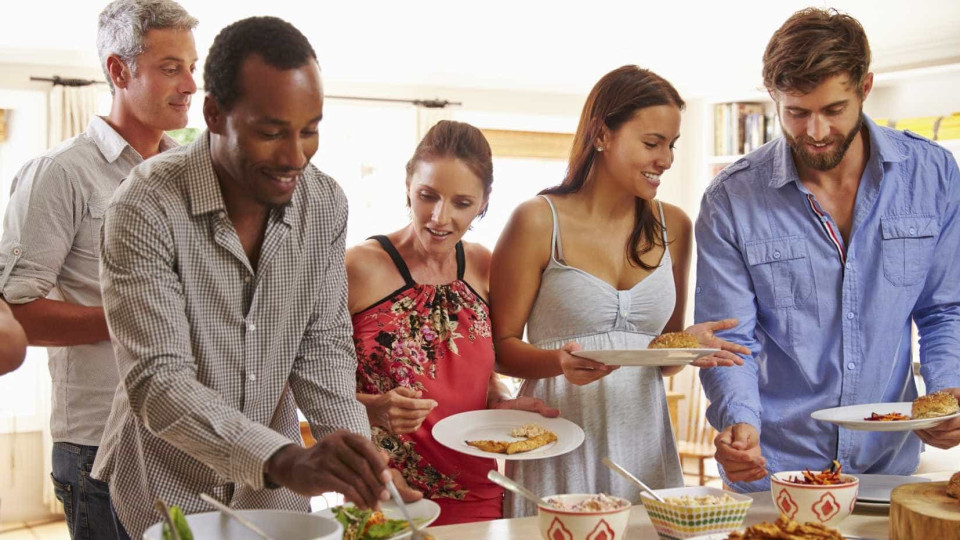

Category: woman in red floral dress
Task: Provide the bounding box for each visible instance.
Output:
[346,121,557,525]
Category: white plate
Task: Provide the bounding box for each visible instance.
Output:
[431,409,585,460]
[143,509,341,540]
[571,348,719,367]
[314,498,441,538]
[852,474,931,503]
[810,402,960,431]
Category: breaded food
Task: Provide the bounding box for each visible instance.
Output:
[506,431,557,454]
[727,516,843,539]
[912,391,960,419]
[947,471,960,499]
[466,440,509,453]
[648,331,700,349]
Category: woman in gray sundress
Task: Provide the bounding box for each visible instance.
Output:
[490,65,751,518]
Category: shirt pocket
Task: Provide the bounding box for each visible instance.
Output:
[76,200,107,258]
[745,236,814,309]
[880,215,939,287]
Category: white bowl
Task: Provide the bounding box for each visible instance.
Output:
[642,486,752,539]
[142,509,342,540]
[770,472,859,527]
[536,494,632,540]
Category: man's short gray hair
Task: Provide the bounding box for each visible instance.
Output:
[97,0,198,93]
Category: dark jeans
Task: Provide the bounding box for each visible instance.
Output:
[51,442,122,540]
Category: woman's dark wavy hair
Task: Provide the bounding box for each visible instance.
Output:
[541,65,684,270]
[204,16,317,109]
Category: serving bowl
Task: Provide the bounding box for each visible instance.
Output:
[770,471,859,527]
[536,493,632,540]
[642,486,752,540]
[142,509,342,540]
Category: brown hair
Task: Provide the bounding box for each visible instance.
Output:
[406,120,493,217]
[542,65,684,270]
[763,8,871,97]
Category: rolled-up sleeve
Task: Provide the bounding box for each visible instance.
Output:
[101,198,291,489]
[695,183,764,432]
[0,159,81,303]
[914,151,960,393]
[289,188,370,441]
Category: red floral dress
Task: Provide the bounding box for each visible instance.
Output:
[353,236,502,525]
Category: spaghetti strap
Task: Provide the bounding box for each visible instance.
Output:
[369,235,415,286]
[538,195,564,263]
[656,200,668,245]
[455,241,466,280]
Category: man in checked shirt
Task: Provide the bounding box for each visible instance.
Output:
[91,16,416,539]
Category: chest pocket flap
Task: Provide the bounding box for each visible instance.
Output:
[745,236,808,266]
[880,215,938,240]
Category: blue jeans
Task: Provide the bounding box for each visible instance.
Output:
[51,442,122,540]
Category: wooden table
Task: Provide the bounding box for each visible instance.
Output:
[426,473,952,540]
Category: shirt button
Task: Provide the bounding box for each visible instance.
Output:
[620,308,629,317]
[695,286,702,294]
[243,275,252,284]
[909,227,917,235]
[247,323,256,332]
[248,373,257,381]
[847,362,856,370]
[773,251,781,259]
[12,247,22,256]
[846,312,855,320]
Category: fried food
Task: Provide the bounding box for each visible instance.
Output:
[727,516,843,539]
[466,423,557,455]
[506,431,557,454]
[864,411,911,421]
[465,440,509,453]
[786,460,850,485]
[947,471,960,499]
[648,331,700,349]
[912,391,960,419]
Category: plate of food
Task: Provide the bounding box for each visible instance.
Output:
[687,516,846,539]
[572,331,720,367]
[315,499,441,540]
[432,409,584,460]
[810,392,960,431]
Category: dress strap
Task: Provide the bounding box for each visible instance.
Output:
[455,241,466,280]
[369,235,415,286]
[656,200,668,245]
[538,195,564,262]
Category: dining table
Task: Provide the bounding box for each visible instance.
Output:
[423,471,953,540]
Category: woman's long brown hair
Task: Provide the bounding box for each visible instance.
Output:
[541,65,685,270]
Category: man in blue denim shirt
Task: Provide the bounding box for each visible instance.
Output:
[696,8,960,492]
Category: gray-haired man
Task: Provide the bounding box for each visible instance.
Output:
[0,1,197,538]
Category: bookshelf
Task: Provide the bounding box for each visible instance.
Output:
[701,96,777,180]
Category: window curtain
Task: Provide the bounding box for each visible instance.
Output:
[47,84,99,147]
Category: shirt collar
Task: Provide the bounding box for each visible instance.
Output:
[87,116,179,163]
[768,114,905,189]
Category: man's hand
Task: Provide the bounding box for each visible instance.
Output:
[361,388,437,435]
[490,395,560,418]
[687,319,750,368]
[714,423,767,483]
[389,467,424,503]
[558,341,618,386]
[916,388,960,449]
[265,431,390,508]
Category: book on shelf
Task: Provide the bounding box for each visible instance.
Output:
[713,102,779,156]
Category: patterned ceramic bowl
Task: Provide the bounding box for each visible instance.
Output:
[537,494,632,540]
[770,472,859,527]
[642,486,752,540]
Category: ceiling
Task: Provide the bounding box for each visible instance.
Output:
[3,0,959,98]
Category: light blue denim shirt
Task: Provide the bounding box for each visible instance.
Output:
[695,115,960,492]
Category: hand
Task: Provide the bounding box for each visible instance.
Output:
[916,388,960,449]
[265,431,390,508]
[557,341,619,386]
[389,467,424,503]
[491,395,560,418]
[714,423,767,483]
[686,319,750,368]
[365,387,437,435]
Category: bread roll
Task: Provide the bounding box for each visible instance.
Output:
[912,391,960,419]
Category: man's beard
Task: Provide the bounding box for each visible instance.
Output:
[783,112,863,171]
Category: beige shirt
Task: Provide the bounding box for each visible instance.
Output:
[0,117,175,445]
[91,133,369,539]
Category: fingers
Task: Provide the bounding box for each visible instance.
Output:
[562,341,582,353]
[392,386,422,399]
[731,423,759,449]
[718,340,752,356]
[338,433,388,506]
[390,468,424,503]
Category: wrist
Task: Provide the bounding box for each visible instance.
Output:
[264,444,300,488]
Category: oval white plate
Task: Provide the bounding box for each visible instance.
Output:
[432,409,585,460]
[810,402,960,431]
[314,498,441,539]
[572,348,719,367]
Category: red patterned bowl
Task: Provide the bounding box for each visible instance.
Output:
[770,472,859,527]
[536,494,632,540]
